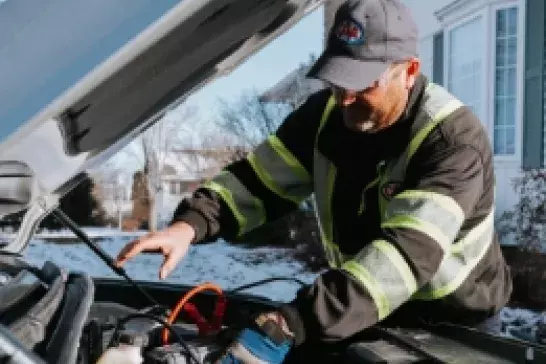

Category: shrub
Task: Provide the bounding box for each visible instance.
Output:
[496,169,546,252]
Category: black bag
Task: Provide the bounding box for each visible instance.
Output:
[0,254,94,364]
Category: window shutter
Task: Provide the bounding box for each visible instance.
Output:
[523,0,546,169]
[432,30,444,86]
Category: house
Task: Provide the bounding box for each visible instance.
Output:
[258,61,326,107]
[160,146,248,196]
[261,0,542,219]
[92,146,249,229]
[158,146,250,226]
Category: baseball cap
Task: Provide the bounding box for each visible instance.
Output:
[307,0,418,91]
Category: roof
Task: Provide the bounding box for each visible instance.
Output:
[160,146,249,181]
[259,63,325,106]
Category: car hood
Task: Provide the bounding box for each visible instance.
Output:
[0,0,324,253]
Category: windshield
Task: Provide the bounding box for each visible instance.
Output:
[2,0,545,343]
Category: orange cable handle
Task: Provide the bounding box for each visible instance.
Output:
[162,282,224,344]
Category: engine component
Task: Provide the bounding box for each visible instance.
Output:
[162,282,226,344]
[145,341,221,364]
[95,344,143,364]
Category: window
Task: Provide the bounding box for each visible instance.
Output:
[169,181,178,195]
[493,6,518,156]
[447,16,484,122]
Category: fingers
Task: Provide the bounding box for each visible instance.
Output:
[159,259,172,280]
[115,235,158,267]
[159,242,189,280]
[159,249,182,280]
[114,225,193,279]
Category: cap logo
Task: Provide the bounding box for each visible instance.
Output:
[335,19,365,45]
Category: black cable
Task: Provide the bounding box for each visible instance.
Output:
[112,313,202,364]
[229,276,308,294]
[51,208,162,309]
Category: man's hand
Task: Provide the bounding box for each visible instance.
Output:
[114,221,196,279]
[214,312,294,364]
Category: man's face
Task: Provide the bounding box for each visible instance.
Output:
[331,59,420,133]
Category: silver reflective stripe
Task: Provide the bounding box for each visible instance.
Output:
[342,240,418,320]
[381,190,465,252]
[247,135,313,204]
[413,210,495,299]
[313,96,344,267]
[202,171,266,237]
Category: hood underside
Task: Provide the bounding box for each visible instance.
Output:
[0,0,324,252]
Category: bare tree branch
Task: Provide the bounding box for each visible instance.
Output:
[112,103,200,231]
[214,89,292,148]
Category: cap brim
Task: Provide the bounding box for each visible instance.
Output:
[307,53,390,91]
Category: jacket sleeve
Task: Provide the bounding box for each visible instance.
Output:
[280,108,487,345]
[171,90,331,243]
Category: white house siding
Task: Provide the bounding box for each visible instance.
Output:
[402,0,526,216]
[402,0,453,37]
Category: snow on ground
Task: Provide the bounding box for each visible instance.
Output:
[501,307,546,343]
[21,231,317,302]
[15,229,546,343]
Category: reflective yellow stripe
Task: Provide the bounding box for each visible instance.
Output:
[382,190,465,251]
[413,211,494,299]
[202,171,266,237]
[378,85,464,219]
[393,190,465,221]
[314,152,342,267]
[342,260,389,319]
[381,215,451,252]
[342,240,418,320]
[374,240,418,295]
[408,100,463,161]
[247,136,313,204]
[319,96,336,132]
[313,95,343,267]
[268,135,311,183]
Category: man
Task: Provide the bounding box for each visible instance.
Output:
[115,0,513,362]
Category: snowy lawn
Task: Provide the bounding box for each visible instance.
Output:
[21,231,317,302]
[15,229,546,343]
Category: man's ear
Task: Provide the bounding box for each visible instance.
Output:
[405,58,421,89]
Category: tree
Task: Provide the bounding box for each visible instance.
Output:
[258,53,323,109]
[122,103,199,232]
[214,89,292,148]
[40,173,107,230]
[89,160,130,228]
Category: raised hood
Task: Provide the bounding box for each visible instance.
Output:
[0,0,324,253]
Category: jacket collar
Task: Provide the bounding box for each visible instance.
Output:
[396,73,429,126]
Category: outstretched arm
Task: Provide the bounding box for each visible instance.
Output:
[171,90,331,243]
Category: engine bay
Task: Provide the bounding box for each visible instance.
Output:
[80,301,226,364]
[2,211,544,364]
